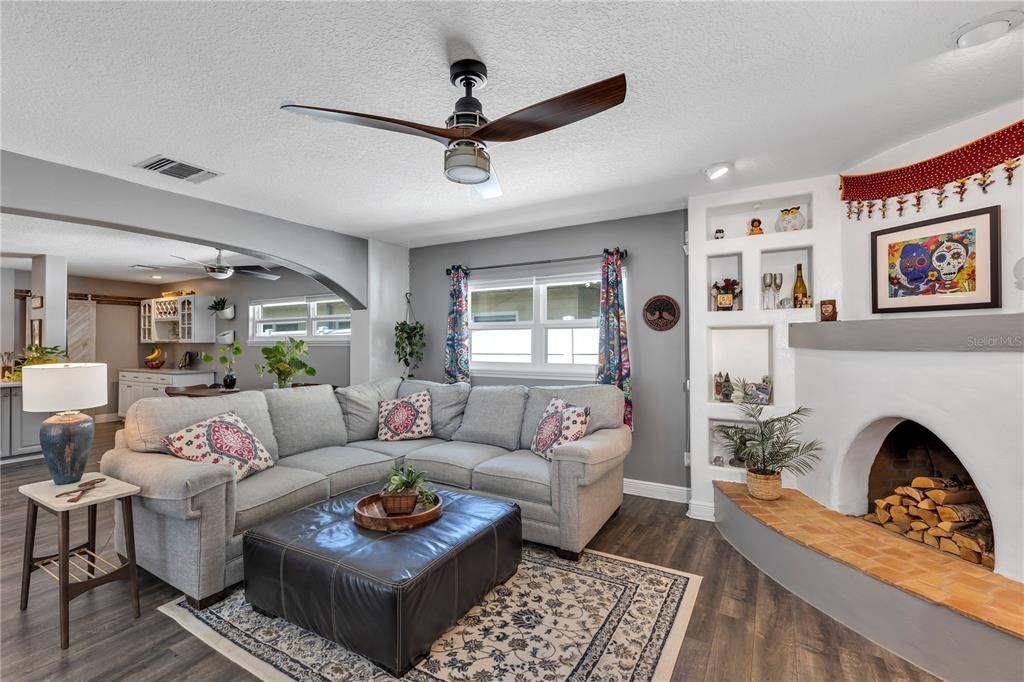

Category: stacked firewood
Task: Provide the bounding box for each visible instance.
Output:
[864,476,993,569]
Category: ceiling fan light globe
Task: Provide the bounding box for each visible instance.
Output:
[444,142,491,185]
[206,268,233,280]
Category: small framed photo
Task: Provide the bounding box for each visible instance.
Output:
[30,295,43,310]
[30,319,42,346]
[871,206,1000,314]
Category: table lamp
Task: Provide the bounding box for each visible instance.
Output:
[22,363,107,484]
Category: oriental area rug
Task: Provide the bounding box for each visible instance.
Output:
[159,545,701,681]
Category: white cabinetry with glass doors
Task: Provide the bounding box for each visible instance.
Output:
[468,272,602,378]
[139,295,216,343]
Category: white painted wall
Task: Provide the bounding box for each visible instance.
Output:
[841,100,1023,320]
[1,268,15,353]
[30,254,67,347]
[350,239,409,384]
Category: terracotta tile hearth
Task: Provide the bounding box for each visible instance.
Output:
[714,482,1024,639]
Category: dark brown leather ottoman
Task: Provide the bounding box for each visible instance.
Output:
[243,484,521,676]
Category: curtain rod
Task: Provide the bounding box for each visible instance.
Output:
[445,249,627,276]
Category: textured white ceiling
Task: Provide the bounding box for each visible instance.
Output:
[0,214,269,283]
[2,2,1022,247]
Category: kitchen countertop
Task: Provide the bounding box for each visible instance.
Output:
[1,382,22,387]
[119,368,216,374]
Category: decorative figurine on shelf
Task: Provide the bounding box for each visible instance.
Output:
[713,278,741,311]
[720,373,734,402]
[748,218,764,235]
[714,372,724,399]
[820,299,838,321]
[975,169,994,194]
[896,196,909,217]
[714,228,725,240]
[775,206,807,232]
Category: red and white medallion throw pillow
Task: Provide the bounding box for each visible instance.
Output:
[531,397,591,459]
[378,390,433,441]
[161,412,274,481]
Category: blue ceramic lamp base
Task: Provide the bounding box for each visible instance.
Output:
[40,412,95,484]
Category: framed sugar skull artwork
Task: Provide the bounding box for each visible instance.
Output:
[871,206,1000,314]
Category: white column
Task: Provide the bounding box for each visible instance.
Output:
[30,255,67,348]
[0,268,15,353]
[349,240,410,384]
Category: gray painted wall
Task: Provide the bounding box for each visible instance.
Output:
[409,210,689,487]
[0,151,369,307]
[169,268,351,389]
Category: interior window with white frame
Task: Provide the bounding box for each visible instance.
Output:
[468,272,602,375]
[249,295,352,344]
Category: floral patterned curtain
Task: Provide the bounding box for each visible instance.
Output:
[444,265,471,384]
[597,248,632,428]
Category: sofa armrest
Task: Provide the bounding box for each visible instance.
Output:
[100,448,235,505]
[550,425,632,466]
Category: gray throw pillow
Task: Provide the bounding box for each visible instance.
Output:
[334,378,402,442]
[520,384,625,449]
[399,379,471,440]
[452,385,528,451]
[263,385,348,457]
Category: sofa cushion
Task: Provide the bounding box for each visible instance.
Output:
[334,378,402,442]
[530,398,591,459]
[277,446,393,496]
[520,384,624,449]
[125,390,280,459]
[234,466,328,533]
[452,385,528,451]
[348,438,444,460]
[472,450,552,505]
[377,391,433,441]
[263,385,347,457]
[161,411,275,481]
[398,380,471,440]
[404,441,509,489]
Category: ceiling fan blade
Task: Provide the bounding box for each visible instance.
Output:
[472,170,502,199]
[282,104,466,145]
[234,269,281,281]
[171,254,215,267]
[470,74,626,143]
[133,263,204,270]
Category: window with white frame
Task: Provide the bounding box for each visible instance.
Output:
[468,273,603,374]
[249,296,352,344]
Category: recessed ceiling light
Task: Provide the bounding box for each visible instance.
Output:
[953,11,1022,48]
[704,162,733,181]
[151,275,163,279]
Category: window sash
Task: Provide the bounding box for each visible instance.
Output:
[250,296,351,343]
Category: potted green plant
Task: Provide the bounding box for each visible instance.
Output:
[202,340,244,389]
[719,403,823,500]
[4,345,67,383]
[381,465,438,515]
[255,337,316,388]
[208,297,235,320]
[393,320,425,378]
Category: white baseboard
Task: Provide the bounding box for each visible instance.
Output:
[623,478,691,504]
[93,413,123,424]
[686,500,716,522]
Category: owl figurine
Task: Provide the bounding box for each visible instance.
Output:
[775,206,807,232]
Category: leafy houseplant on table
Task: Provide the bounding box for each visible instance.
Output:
[3,344,67,383]
[381,465,438,515]
[208,297,235,320]
[202,341,244,389]
[715,403,823,500]
[393,320,425,378]
[255,337,316,388]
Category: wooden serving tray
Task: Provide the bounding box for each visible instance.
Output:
[353,493,443,532]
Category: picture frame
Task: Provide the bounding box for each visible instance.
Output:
[30,295,43,309]
[871,206,1000,314]
[30,319,42,346]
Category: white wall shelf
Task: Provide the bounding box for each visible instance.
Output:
[760,246,814,310]
[707,252,743,311]
[705,193,813,241]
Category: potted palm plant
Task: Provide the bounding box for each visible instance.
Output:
[717,403,823,500]
[381,465,438,515]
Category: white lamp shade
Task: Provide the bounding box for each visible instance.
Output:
[22,363,108,413]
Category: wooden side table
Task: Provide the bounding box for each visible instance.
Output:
[19,472,142,649]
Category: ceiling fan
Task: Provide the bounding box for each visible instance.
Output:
[282,60,627,198]
[132,249,281,280]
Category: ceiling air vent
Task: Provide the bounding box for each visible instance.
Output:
[133,155,220,184]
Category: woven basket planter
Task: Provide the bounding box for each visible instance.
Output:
[381,491,418,515]
[746,471,782,501]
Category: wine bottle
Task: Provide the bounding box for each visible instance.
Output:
[792,264,808,305]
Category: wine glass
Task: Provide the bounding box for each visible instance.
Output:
[761,273,774,309]
[772,273,784,309]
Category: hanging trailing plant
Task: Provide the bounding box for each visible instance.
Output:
[394,321,425,378]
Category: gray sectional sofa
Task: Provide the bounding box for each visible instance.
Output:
[100,379,631,607]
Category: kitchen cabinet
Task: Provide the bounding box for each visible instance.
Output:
[1,386,47,458]
[117,369,216,417]
[139,295,216,343]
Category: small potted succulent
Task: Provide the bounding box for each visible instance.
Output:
[208,297,235,320]
[381,465,438,515]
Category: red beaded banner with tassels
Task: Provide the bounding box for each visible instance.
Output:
[839,119,1024,204]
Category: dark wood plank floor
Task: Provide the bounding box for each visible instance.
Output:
[1,422,937,681]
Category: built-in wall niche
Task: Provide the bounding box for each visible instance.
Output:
[709,418,751,470]
[759,246,813,310]
[705,193,813,241]
[707,253,743,311]
[708,327,773,404]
